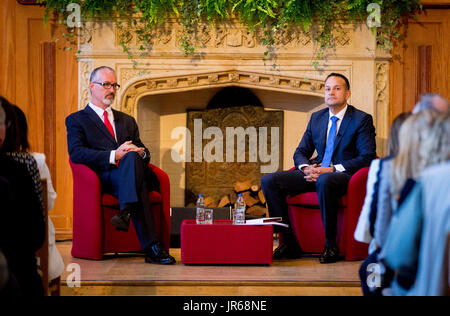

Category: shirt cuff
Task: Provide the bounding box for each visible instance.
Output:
[110,151,116,165]
[334,164,345,172]
[298,164,309,171]
[141,151,147,159]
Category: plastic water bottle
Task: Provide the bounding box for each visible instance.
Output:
[234,193,246,224]
[196,194,205,224]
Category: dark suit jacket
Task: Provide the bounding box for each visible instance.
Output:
[66,105,150,174]
[293,105,376,175]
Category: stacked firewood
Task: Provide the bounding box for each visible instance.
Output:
[201,180,268,217]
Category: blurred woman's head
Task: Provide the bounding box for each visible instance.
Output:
[12,105,30,152]
[413,93,449,114]
[388,112,412,156]
[0,96,17,152]
[391,110,450,197]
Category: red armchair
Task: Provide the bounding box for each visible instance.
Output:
[69,160,171,260]
[286,167,370,261]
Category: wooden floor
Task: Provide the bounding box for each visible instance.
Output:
[57,242,363,296]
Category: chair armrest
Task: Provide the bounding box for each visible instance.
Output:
[347,167,370,214]
[344,167,370,259]
[69,159,103,259]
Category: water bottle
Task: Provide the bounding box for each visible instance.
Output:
[196,194,205,224]
[234,193,246,224]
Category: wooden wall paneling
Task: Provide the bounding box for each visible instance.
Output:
[54,30,78,239]
[10,1,78,238]
[0,0,17,101]
[417,45,432,100]
[43,42,57,186]
[422,0,450,6]
[389,9,450,124]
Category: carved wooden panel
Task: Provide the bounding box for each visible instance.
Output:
[43,42,56,188]
[186,105,283,206]
[390,9,450,124]
[417,45,432,100]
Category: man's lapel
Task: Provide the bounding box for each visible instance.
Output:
[333,105,353,152]
[317,110,329,153]
[83,105,117,145]
[112,109,125,144]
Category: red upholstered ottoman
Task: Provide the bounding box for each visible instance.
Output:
[181,220,273,265]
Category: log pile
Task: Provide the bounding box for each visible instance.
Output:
[205,180,268,217]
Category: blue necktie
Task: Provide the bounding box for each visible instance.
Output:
[321,116,339,167]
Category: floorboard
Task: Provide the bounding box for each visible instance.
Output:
[56,242,363,296]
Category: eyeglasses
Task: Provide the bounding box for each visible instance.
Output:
[92,81,121,90]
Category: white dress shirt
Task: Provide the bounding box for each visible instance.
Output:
[299,105,348,172]
[88,103,117,164]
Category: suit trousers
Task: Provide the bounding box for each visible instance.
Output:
[99,151,159,251]
[261,169,351,245]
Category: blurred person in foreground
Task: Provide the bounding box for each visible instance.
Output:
[0,96,45,296]
[381,111,450,295]
[13,105,64,284]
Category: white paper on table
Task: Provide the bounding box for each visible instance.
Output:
[244,217,289,228]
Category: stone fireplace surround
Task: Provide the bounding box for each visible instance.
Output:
[77,20,390,207]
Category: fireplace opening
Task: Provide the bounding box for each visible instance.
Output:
[137,83,324,209]
[207,86,263,109]
[185,86,283,216]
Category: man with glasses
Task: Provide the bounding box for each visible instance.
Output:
[66,66,175,265]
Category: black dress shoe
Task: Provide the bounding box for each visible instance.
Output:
[319,244,340,264]
[145,242,176,265]
[273,243,303,260]
[110,210,131,232]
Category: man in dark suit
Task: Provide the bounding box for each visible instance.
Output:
[66,66,175,265]
[261,73,376,263]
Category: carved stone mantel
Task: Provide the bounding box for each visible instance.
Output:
[76,19,391,205]
[118,70,326,118]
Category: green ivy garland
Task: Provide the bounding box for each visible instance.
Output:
[39,0,422,67]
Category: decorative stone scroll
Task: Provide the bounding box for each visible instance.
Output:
[375,61,390,155]
[78,60,93,110]
[119,70,325,117]
[114,22,351,52]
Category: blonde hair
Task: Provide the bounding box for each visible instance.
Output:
[391,110,450,197]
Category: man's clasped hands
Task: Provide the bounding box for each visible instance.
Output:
[115,140,146,161]
[301,164,335,182]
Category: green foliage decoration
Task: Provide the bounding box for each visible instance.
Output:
[38,0,423,67]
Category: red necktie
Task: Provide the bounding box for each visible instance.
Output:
[103,110,116,140]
